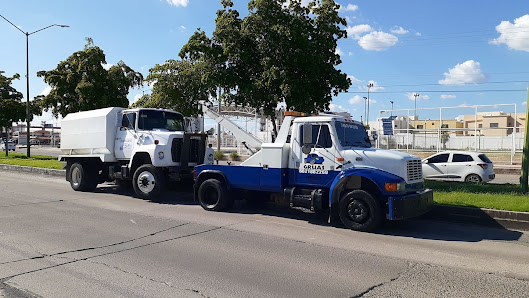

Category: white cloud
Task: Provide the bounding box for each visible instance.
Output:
[358,31,398,51]
[39,86,52,96]
[361,80,384,91]
[102,63,113,70]
[348,51,353,56]
[346,24,373,39]
[340,3,358,12]
[440,94,456,99]
[391,26,409,35]
[348,95,375,105]
[522,101,527,106]
[439,60,487,85]
[335,47,345,56]
[406,93,430,100]
[490,14,529,52]
[329,103,349,113]
[347,75,362,84]
[133,93,142,102]
[165,0,189,7]
[415,32,422,36]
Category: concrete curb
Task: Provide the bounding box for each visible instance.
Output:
[425,205,529,231]
[0,164,65,177]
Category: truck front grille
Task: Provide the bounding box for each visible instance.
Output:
[171,138,182,162]
[188,138,200,163]
[407,159,423,181]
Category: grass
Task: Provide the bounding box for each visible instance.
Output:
[425,180,529,212]
[0,152,63,169]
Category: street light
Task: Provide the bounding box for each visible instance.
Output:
[390,100,394,117]
[1,14,68,157]
[362,96,367,124]
[367,83,374,126]
[413,93,420,126]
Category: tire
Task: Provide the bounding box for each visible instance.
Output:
[198,178,233,211]
[339,189,382,232]
[465,174,482,183]
[69,163,98,192]
[132,165,165,199]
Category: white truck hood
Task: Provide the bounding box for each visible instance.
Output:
[342,148,423,184]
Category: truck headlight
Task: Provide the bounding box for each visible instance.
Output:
[158,151,165,160]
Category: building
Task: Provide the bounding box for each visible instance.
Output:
[462,112,525,136]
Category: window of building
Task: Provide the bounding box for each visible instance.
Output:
[478,124,483,128]
[490,123,499,128]
[441,124,448,128]
[417,125,424,129]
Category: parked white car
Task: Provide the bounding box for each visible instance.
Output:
[422,151,495,183]
[0,140,16,151]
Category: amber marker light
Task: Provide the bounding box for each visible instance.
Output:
[385,183,398,192]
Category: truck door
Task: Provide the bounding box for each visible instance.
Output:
[114,112,137,160]
[290,123,338,187]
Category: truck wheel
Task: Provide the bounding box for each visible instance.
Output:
[198,179,233,211]
[69,163,98,192]
[339,190,382,232]
[133,165,165,199]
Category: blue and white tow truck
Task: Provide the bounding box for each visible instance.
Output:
[194,111,433,232]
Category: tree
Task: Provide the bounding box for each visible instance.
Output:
[37,38,143,117]
[0,71,25,156]
[441,131,450,150]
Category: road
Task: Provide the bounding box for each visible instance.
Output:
[0,170,528,297]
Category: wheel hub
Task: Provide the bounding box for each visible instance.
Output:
[347,199,368,223]
[137,171,155,193]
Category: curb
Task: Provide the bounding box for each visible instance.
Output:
[0,164,65,177]
[425,205,529,231]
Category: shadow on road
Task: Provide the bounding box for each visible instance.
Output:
[94,183,523,243]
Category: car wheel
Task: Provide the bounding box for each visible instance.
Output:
[132,165,165,199]
[465,174,482,183]
[69,163,98,192]
[198,178,233,211]
[339,189,382,232]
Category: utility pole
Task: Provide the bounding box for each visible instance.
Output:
[390,101,394,117]
[367,83,374,128]
[413,93,419,150]
[521,86,529,192]
[362,97,367,124]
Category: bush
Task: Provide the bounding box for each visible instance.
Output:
[214,151,225,160]
[229,152,240,161]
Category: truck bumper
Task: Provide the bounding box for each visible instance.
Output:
[387,189,434,220]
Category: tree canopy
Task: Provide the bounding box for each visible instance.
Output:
[37,38,143,117]
[139,0,350,124]
[0,71,26,128]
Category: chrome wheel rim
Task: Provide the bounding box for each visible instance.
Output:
[137,171,155,193]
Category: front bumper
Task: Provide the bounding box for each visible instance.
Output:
[387,189,434,220]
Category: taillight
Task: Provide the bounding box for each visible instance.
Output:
[478,164,488,170]
[192,169,197,180]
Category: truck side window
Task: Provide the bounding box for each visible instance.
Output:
[300,124,332,148]
[122,113,136,129]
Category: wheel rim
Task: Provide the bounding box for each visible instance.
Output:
[136,171,155,193]
[467,175,480,183]
[72,167,81,187]
[347,199,369,223]
[203,186,219,207]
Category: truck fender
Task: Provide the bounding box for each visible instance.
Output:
[194,170,231,200]
[327,167,405,223]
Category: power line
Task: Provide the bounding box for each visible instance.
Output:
[342,89,527,94]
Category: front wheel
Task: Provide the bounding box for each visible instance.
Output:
[339,189,382,232]
[197,179,233,211]
[69,163,98,192]
[132,165,165,199]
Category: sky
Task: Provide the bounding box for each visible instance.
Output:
[1,0,529,126]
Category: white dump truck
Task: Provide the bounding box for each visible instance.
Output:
[59,107,207,199]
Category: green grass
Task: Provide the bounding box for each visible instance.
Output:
[425,180,529,212]
[0,152,63,169]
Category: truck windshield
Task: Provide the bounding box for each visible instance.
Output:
[138,110,184,131]
[334,121,371,148]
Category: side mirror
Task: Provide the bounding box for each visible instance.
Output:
[303,123,312,145]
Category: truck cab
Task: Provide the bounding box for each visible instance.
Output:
[194,112,433,232]
[60,107,206,199]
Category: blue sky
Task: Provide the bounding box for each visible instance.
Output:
[1,0,529,125]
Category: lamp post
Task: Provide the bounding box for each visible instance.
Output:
[367,83,374,127]
[1,15,68,157]
[413,93,419,149]
[362,97,367,124]
[390,100,394,117]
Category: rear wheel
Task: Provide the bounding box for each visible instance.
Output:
[465,174,482,183]
[339,189,382,232]
[198,179,233,211]
[69,163,98,192]
[132,165,165,199]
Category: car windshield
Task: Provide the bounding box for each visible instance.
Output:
[334,121,371,148]
[138,110,184,131]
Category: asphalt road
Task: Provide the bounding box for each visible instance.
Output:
[0,170,528,298]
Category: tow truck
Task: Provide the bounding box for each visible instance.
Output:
[194,111,433,232]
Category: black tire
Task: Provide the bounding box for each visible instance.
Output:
[465,174,482,183]
[339,189,382,232]
[132,165,165,199]
[69,163,98,192]
[198,179,233,211]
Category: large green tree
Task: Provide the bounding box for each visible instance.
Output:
[0,71,25,128]
[37,38,143,117]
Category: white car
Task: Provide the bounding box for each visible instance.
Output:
[0,140,16,151]
[422,151,495,183]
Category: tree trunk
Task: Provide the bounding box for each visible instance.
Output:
[271,114,278,143]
